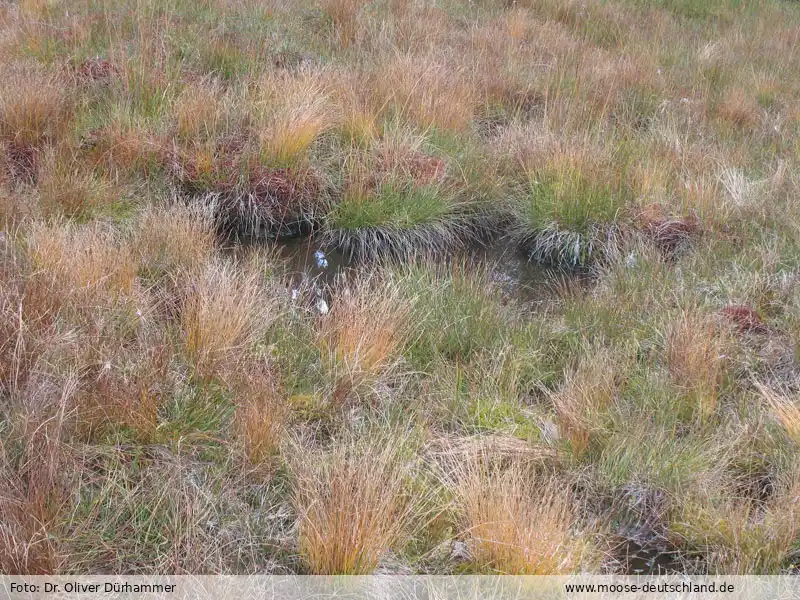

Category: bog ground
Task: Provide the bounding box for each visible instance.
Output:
[1,0,800,575]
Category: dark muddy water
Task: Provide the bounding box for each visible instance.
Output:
[274,235,571,305]
[622,541,685,575]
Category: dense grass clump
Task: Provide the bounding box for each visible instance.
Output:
[291,432,422,574]
[326,180,478,260]
[324,129,491,260]
[511,164,629,267]
[499,131,634,267]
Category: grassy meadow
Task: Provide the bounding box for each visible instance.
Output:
[2,0,800,575]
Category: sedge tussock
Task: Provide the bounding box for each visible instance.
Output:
[173,82,226,142]
[673,468,800,574]
[36,148,116,219]
[316,271,413,405]
[291,434,420,574]
[233,359,288,466]
[257,74,337,166]
[549,348,623,459]
[325,128,482,261]
[134,201,217,277]
[177,258,281,377]
[26,221,137,300]
[666,311,726,421]
[377,54,476,132]
[755,381,800,444]
[0,64,69,148]
[0,372,78,574]
[499,127,631,267]
[320,0,369,47]
[448,456,592,574]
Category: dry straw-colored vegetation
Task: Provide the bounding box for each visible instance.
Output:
[449,456,594,574]
[291,433,421,574]
[1,0,800,576]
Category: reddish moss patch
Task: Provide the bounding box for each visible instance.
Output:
[231,165,324,237]
[364,150,448,191]
[720,305,767,334]
[76,57,119,84]
[249,165,319,208]
[637,204,700,257]
[407,154,447,187]
[2,141,39,184]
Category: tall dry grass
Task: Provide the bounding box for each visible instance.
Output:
[0,372,78,574]
[178,257,281,378]
[26,221,138,303]
[0,0,799,578]
[233,359,288,466]
[36,148,115,218]
[449,455,591,574]
[257,74,337,166]
[666,311,726,420]
[549,348,622,459]
[755,381,800,444]
[134,202,217,277]
[291,434,420,574]
[674,467,800,574]
[0,65,70,148]
[316,272,414,405]
[375,54,476,131]
[320,0,369,47]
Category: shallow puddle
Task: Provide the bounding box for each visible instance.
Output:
[477,241,569,304]
[621,540,685,575]
[275,235,351,288]
[272,235,572,305]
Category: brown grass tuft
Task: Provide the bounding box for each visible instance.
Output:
[377,55,476,131]
[332,72,381,143]
[244,164,323,227]
[76,57,118,84]
[636,203,700,257]
[2,140,39,184]
[257,75,336,166]
[178,257,280,378]
[26,221,137,301]
[451,456,589,574]
[134,202,217,277]
[233,359,288,466]
[321,0,369,47]
[36,149,115,218]
[0,373,78,573]
[173,83,225,142]
[755,381,800,444]
[549,349,622,459]
[0,66,69,148]
[292,434,418,574]
[77,339,170,444]
[85,122,165,178]
[666,311,726,420]
[680,175,728,227]
[716,87,761,129]
[371,127,448,187]
[317,272,413,405]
